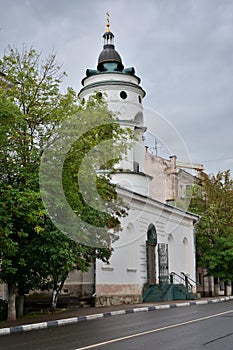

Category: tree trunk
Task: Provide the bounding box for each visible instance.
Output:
[51,278,66,311]
[7,282,17,321]
[214,277,219,296]
[51,289,59,311]
[17,294,25,318]
[224,281,231,296]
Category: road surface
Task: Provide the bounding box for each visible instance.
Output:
[1,301,233,350]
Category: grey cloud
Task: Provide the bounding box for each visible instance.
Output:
[0,0,233,174]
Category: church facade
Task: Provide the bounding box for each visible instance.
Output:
[77,19,199,306]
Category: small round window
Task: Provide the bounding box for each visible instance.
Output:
[96,92,102,99]
[120,91,127,100]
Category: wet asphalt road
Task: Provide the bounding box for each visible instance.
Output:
[1,301,233,350]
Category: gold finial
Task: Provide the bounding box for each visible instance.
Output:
[106,11,110,32]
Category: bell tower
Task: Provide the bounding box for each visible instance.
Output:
[78,13,151,195]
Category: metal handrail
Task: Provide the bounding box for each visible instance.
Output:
[181,272,199,288]
[170,271,193,291]
[170,271,186,284]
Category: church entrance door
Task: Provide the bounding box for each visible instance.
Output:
[146,224,157,285]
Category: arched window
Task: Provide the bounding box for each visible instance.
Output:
[147,224,157,244]
[134,112,143,126]
[126,223,136,270]
[168,234,174,272]
[183,237,190,273]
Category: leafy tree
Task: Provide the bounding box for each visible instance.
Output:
[190,170,233,282]
[0,183,46,319]
[0,47,132,319]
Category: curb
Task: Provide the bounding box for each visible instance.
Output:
[1,296,233,336]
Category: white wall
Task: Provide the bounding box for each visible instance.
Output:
[79,72,146,175]
[0,283,7,300]
[96,187,197,299]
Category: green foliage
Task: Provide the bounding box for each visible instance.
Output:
[21,230,111,291]
[0,46,133,315]
[60,99,131,245]
[190,170,233,280]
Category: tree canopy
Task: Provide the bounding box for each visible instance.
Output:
[0,46,132,319]
[190,170,233,281]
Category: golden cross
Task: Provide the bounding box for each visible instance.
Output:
[106,11,110,32]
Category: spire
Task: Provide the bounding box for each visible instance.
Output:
[106,11,110,33]
[103,11,114,45]
[82,13,138,80]
[97,12,124,72]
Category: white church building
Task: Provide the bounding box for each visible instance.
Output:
[0,18,199,305]
[76,18,199,306]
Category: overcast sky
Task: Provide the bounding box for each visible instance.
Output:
[1,0,233,175]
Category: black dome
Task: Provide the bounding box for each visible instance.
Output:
[97,44,124,71]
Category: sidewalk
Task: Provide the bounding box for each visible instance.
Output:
[1,296,233,336]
